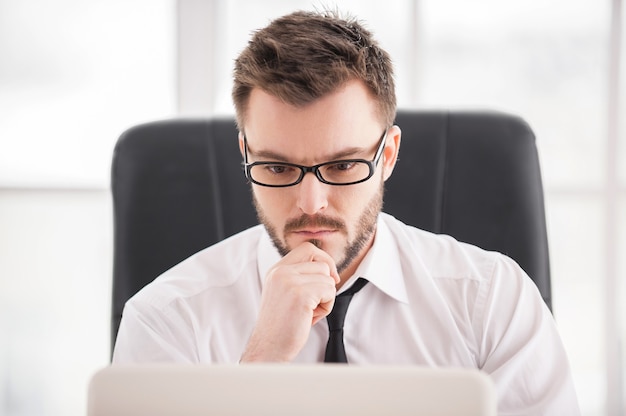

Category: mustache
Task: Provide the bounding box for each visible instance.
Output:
[284,215,346,233]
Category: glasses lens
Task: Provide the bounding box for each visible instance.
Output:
[318,161,372,184]
[249,160,373,186]
[249,164,302,186]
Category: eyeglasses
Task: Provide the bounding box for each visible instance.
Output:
[243,130,388,187]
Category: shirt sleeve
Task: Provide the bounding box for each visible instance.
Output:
[112,299,199,364]
[474,254,581,416]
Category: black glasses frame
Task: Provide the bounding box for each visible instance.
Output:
[243,129,388,187]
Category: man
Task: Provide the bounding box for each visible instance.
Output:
[113,9,580,414]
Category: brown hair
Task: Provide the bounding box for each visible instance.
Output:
[232,10,396,131]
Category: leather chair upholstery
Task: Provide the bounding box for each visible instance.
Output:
[110,110,551,352]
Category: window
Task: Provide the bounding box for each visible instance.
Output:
[0,0,176,188]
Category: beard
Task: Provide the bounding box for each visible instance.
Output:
[253,181,384,275]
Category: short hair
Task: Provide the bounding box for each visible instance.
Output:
[232,10,396,131]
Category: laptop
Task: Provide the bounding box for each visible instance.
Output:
[88,364,497,416]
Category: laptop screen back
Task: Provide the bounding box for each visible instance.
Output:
[88,364,497,416]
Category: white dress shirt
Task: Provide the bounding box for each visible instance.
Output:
[113,213,580,415]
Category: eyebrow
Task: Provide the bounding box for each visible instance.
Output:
[246,140,372,163]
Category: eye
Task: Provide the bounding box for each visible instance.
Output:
[327,161,357,171]
[265,164,294,175]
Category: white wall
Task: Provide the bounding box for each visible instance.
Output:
[0,190,111,414]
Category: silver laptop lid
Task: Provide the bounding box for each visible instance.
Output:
[88,364,496,416]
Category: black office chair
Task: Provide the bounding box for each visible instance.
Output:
[110,110,552,353]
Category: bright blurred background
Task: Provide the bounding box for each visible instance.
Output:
[0,1,624,415]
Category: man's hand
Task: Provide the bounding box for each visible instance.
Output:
[240,242,340,362]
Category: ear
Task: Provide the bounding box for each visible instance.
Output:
[238,132,245,158]
[382,125,401,181]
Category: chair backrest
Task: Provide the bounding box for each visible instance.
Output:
[110,110,551,352]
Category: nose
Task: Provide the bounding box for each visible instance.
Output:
[296,172,329,215]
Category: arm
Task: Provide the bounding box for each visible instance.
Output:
[476,255,580,415]
[112,300,198,363]
[240,242,340,362]
[112,241,338,364]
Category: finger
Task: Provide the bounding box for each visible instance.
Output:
[312,292,336,325]
[294,261,334,278]
[286,242,340,284]
[308,252,340,284]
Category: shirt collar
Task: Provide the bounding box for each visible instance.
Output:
[256,214,409,304]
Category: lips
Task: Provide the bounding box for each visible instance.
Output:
[292,228,336,237]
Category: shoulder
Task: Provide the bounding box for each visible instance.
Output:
[127,225,265,310]
[380,213,506,283]
[379,213,541,318]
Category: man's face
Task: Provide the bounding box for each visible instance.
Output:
[240,80,401,280]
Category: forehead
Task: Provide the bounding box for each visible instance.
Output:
[244,81,383,162]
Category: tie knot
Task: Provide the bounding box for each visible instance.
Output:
[338,277,369,298]
[326,278,368,331]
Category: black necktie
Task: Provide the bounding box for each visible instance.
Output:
[324,278,368,363]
